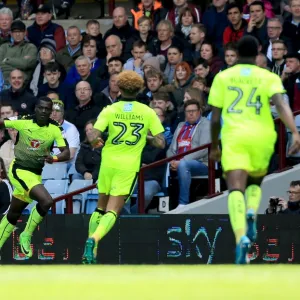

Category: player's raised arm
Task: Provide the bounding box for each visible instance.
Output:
[272,93,300,154]
[147,133,165,149]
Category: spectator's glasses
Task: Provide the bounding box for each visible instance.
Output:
[76,88,91,92]
[185,109,199,114]
[267,27,281,30]
[272,48,285,51]
[286,191,300,195]
[40,48,51,53]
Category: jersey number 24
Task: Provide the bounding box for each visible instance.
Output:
[227,87,262,115]
[112,122,144,145]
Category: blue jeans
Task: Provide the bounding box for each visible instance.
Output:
[123,180,161,214]
[177,160,208,205]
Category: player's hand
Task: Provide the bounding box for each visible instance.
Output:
[84,172,93,180]
[209,147,221,162]
[288,132,300,155]
[44,155,54,164]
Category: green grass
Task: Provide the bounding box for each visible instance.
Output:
[0,265,298,299]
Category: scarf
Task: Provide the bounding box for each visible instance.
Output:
[181,25,192,38]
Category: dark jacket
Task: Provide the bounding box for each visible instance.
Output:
[56,45,82,72]
[282,17,300,53]
[0,88,37,115]
[65,99,102,141]
[244,18,268,47]
[103,22,138,61]
[93,92,112,112]
[75,142,101,182]
[208,56,224,76]
[27,21,66,51]
[37,82,66,99]
[82,32,106,59]
[0,181,11,214]
[126,31,158,55]
[283,72,300,109]
[223,18,247,45]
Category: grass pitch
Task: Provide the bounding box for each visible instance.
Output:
[0,265,298,300]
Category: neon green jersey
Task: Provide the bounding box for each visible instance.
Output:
[94,100,164,171]
[208,64,285,137]
[4,116,66,172]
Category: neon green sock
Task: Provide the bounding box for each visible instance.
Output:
[0,215,15,249]
[24,206,44,235]
[228,191,246,245]
[246,184,262,214]
[89,208,105,258]
[92,210,117,243]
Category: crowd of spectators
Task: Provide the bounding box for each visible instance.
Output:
[0,0,299,213]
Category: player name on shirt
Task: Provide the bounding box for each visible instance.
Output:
[230,77,262,85]
[115,113,144,121]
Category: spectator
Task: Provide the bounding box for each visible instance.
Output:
[0,102,18,119]
[27,4,66,51]
[245,1,268,44]
[223,3,247,45]
[167,99,210,209]
[100,72,121,104]
[153,106,173,145]
[0,126,17,171]
[104,7,137,60]
[141,53,165,74]
[256,52,269,68]
[166,0,200,27]
[193,58,214,89]
[108,56,124,75]
[104,35,124,69]
[164,45,183,83]
[56,26,83,72]
[200,41,224,75]
[0,20,37,87]
[243,0,275,20]
[282,0,300,53]
[37,62,65,99]
[73,119,101,182]
[65,81,102,140]
[223,42,238,70]
[266,181,300,214]
[0,8,12,46]
[50,99,80,168]
[0,157,12,214]
[46,91,59,100]
[189,24,206,62]
[82,19,106,59]
[174,6,196,43]
[282,53,300,110]
[270,40,287,76]
[124,40,147,77]
[131,0,167,30]
[264,17,293,61]
[0,69,36,115]
[203,0,229,55]
[191,77,207,92]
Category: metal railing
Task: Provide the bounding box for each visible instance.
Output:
[52,110,300,214]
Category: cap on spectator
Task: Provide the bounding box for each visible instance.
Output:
[52,100,64,112]
[36,4,51,14]
[39,38,56,55]
[11,20,26,32]
[237,36,259,58]
[142,54,165,72]
[284,53,300,61]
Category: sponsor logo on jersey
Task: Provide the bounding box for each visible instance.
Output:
[123,103,133,112]
[27,139,45,150]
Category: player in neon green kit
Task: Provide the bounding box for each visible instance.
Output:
[82,71,165,264]
[0,97,70,258]
[208,36,300,264]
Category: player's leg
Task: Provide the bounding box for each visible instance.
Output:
[0,197,28,250]
[19,184,53,257]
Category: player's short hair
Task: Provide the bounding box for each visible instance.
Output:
[37,96,53,106]
[290,181,300,187]
[152,91,169,102]
[86,19,100,28]
[224,42,238,53]
[108,56,125,66]
[226,2,243,14]
[132,40,147,50]
[249,0,265,11]
[138,16,152,26]
[184,99,201,111]
[237,36,259,58]
[191,24,206,35]
[117,70,144,96]
[44,61,61,73]
[179,7,197,24]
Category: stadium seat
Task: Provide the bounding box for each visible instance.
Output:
[85,188,99,214]
[42,163,68,183]
[67,180,93,214]
[44,180,69,214]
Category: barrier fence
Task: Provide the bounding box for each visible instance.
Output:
[52,110,300,214]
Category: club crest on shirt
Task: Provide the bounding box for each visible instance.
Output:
[240,68,251,76]
[28,139,45,150]
[123,103,133,112]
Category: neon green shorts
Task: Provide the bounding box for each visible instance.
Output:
[9,160,42,203]
[97,166,138,197]
[221,131,276,177]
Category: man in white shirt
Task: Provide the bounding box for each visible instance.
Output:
[50,99,80,170]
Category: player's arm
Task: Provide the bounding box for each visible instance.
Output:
[56,145,71,162]
[273,93,300,154]
[147,133,165,149]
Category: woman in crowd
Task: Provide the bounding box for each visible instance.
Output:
[175,7,196,43]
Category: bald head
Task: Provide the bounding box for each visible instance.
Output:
[105,35,123,57]
[113,7,127,28]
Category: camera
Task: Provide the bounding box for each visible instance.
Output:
[269,197,280,207]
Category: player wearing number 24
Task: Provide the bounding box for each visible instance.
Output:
[208,36,300,265]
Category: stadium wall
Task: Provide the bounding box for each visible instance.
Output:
[167,164,300,215]
[1,215,299,264]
